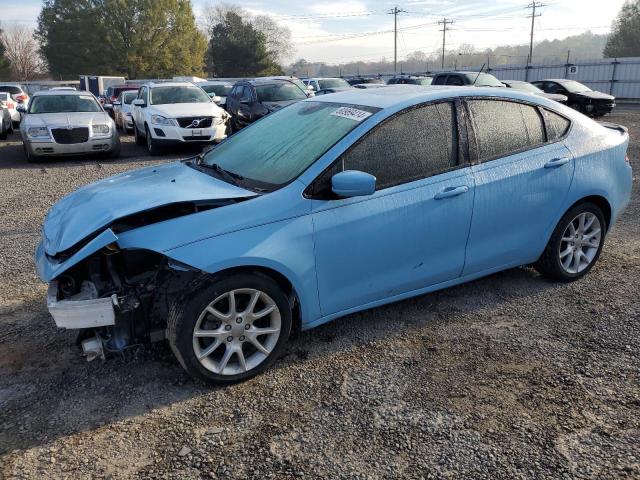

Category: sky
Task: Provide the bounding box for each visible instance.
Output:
[2,0,626,65]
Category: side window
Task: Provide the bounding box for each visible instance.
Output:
[446,75,464,86]
[467,100,546,162]
[433,75,447,85]
[544,109,571,141]
[340,102,458,190]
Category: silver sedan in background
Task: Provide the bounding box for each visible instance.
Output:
[19,90,120,162]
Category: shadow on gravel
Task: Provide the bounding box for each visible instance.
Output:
[0,265,557,454]
[0,131,205,170]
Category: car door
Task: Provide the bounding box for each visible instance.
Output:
[310,101,475,316]
[132,86,146,128]
[462,99,574,274]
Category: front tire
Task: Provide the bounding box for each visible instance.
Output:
[145,125,162,155]
[134,122,145,146]
[535,202,606,282]
[167,273,292,384]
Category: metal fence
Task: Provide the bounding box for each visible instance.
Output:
[370,57,640,100]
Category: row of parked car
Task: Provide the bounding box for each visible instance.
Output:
[2,70,616,161]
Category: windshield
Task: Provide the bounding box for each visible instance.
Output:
[466,73,503,87]
[507,82,542,93]
[201,84,232,96]
[202,101,380,188]
[289,78,308,93]
[122,92,137,104]
[559,80,592,93]
[29,95,102,114]
[256,83,307,102]
[151,86,211,105]
[415,77,433,85]
[318,78,350,89]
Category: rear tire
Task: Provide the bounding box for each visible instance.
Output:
[535,202,606,282]
[167,273,292,384]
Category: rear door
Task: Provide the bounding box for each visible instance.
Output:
[463,99,574,274]
[310,101,475,315]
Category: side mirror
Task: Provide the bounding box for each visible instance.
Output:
[104,103,113,110]
[132,99,146,108]
[112,101,121,106]
[16,104,26,113]
[331,170,376,198]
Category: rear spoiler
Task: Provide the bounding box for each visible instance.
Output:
[598,122,628,135]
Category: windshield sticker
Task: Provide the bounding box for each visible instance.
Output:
[331,107,372,122]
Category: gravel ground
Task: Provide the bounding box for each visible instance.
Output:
[0,111,638,479]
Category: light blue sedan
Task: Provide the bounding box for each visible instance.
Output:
[36,86,632,383]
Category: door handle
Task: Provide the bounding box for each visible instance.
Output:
[544,157,570,168]
[434,185,469,200]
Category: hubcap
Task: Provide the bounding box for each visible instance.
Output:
[192,289,281,376]
[559,212,601,274]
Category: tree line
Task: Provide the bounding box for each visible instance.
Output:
[0,1,292,81]
[1,0,640,82]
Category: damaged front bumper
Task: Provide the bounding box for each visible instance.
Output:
[47,280,117,329]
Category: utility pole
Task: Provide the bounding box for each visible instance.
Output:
[526,2,544,66]
[388,6,407,73]
[438,18,454,69]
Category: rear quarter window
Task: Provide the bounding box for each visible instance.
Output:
[544,109,571,141]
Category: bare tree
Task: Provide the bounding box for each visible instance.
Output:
[0,24,46,80]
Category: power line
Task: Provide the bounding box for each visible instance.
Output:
[388,6,408,73]
[438,18,454,69]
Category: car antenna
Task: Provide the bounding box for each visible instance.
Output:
[472,64,486,86]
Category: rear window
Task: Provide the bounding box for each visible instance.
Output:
[465,73,503,87]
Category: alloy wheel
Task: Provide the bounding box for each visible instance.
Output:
[192,288,281,376]
[559,212,602,274]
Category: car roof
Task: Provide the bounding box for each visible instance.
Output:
[502,80,525,84]
[32,89,97,97]
[538,79,574,83]
[309,84,553,109]
[198,80,233,85]
[307,77,346,81]
[241,78,294,86]
[144,81,198,88]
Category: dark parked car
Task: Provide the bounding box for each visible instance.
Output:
[226,78,308,132]
[387,75,433,85]
[502,80,567,103]
[431,71,504,87]
[346,77,385,86]
[531,79,615,117]
[0,101,12,140]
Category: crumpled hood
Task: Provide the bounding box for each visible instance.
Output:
[575,91,615,101]
[43,161,256,256]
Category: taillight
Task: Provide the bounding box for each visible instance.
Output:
[7,102,15,109]
[625,154,630,164]
[15,94,27,102]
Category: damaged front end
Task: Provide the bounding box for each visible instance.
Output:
[43,241,200,360]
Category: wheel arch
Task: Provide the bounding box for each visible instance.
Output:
[567,195,612,231]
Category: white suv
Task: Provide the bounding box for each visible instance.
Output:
[131,82,229,155]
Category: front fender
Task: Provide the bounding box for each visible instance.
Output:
[157,214,319,327]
